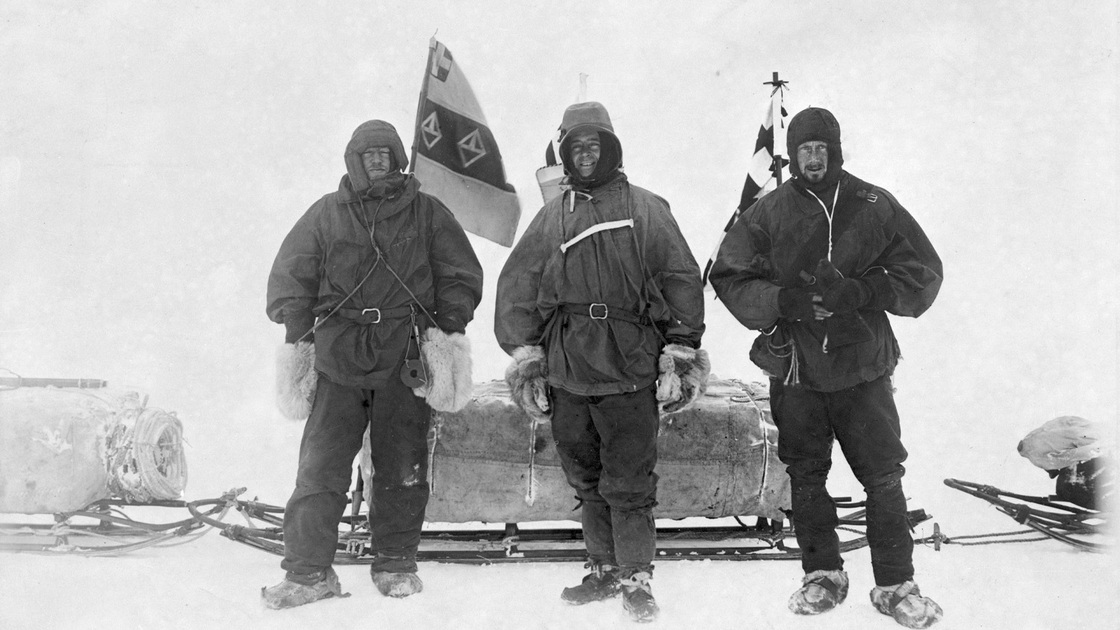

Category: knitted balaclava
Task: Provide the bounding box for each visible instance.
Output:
[786,107,843,193]
[558,101,623,188]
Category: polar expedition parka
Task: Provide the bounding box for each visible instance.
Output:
[266,121,483,390]
[494,171,705,396]
[709,171,942,391]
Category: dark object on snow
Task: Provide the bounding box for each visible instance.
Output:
[1054,458,1113,511]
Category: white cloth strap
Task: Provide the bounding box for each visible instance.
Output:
[560,219,635,253]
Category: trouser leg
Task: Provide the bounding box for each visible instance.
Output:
[770,379,841,575]
[552,385,660,572]
[593,386,659,573]
[281,375,370,575]
[831,376,913,586]
[367,376,432,574]
[552,388,615,564]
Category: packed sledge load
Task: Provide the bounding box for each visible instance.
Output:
[0,372,1109,560]
[373,378,790,524]
[0,380,187,514]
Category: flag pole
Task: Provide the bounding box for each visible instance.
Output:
[410,38,438,174]
[764,72,789,186]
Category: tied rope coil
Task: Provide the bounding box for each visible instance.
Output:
[106,405,188,502]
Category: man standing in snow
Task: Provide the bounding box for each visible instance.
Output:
[261,120,483,608]
[709,107,944,628]
[496,101,709,623]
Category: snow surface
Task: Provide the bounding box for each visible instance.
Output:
[1,1,1118,629]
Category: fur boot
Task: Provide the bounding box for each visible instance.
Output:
[655,344,711,413]
[412,328,473,412]
[276,341,316,420]
[505,345,550,423]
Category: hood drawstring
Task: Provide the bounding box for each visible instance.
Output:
[807,183,841,356]
[807,183,841,262]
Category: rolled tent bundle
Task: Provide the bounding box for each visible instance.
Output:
[0,386,187,514]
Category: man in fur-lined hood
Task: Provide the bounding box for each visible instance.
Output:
[262,120,483,609]
[495,102,708,623]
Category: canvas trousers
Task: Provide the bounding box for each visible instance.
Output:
[280,372,431,576]
[770,374,915,586]
[550,384,660,574]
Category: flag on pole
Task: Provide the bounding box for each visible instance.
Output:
[701,74,789,285]
[411,38,521,247]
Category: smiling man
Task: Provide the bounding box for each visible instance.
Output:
[495,102,708,623]
[710,107,944,628]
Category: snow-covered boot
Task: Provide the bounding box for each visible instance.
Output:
[370,570,423,598]
[788,569,849,615]
[561,561,621,605]
[260,567,347,609]
[620,571,659,623]
[870,580,943,628]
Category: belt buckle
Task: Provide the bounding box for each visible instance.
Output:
[361,307,382,324]
[589,303,608,320]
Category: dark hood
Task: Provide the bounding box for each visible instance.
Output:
[787,107,844,194]
[343,120,410,197]
[557,101,623,189]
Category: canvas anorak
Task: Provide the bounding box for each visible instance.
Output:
[709,171,942,391]
[495,174,704,396]
[267,122,483,390]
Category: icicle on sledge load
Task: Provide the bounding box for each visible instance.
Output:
[0,374,188,514]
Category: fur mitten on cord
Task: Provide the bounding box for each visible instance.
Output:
[413,327,473,412]
[656,344,711,413]
[276,341,317,420]
[505,345,550,424]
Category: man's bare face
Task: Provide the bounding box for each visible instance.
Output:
[797,141,828,183]
[569,131,601,178]
[362,147,393,181]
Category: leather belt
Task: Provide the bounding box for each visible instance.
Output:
[335,306,416,325]
[560,303,651,326]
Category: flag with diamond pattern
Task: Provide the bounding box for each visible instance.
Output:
[411,38,521,247]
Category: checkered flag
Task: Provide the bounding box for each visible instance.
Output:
[702,77,789,285]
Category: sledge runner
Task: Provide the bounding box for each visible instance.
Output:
[710,107,944,628]
[495,101,708,623]
[261,120,483,608]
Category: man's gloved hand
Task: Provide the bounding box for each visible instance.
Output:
[814,258,844,286]
[778,288,822,322]
[276,340,316,420]
[815,258,895,314]
[822,278,873,314]
[656,343,711,414]
[284,310,316,343]
[413,328,473,412]
[505,346,550,424]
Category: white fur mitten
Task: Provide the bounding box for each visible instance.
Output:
[505,345,550,424]
[276,341,317,420]
[413,327,473,412]
[656,343,711,414]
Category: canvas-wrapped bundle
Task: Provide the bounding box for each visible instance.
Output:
[0,387,187,514]
[365,378,789,524]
